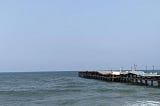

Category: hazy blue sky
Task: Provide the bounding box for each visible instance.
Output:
[0,0,160,72]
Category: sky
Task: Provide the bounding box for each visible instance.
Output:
[0,0,160,72]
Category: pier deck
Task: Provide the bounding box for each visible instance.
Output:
[78,70,160,88]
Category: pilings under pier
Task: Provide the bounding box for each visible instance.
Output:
[78,71,160,88]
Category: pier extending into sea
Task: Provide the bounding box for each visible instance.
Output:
[78,70,160,88]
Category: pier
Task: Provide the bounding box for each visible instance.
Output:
[78,70,160,88]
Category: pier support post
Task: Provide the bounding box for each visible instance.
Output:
[132,78,134,83]
[151,80,153,86]
[135,79,138,84]
[140,79,143,85]
[120,78,122,82]
[112,75,114,82]
[145,80,148,86]
[158,80,160,87]
[133,78,135,83]
[127,78,130,83]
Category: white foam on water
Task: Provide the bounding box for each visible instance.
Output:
[124,100,160,106]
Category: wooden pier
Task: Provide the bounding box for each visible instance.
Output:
[78,70,160,88]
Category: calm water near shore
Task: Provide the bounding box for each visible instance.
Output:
[0,71,160,106]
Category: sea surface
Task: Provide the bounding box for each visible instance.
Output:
[0,71,160,106]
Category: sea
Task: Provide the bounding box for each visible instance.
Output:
[0,71,160,106]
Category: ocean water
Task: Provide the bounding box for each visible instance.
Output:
[0,71,160,106]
